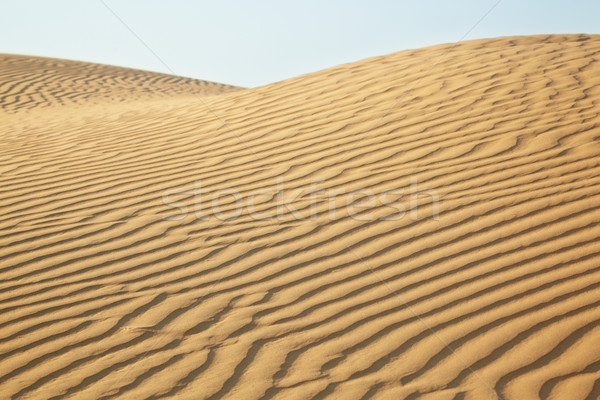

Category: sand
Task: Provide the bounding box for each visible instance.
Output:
[1,34,599,400]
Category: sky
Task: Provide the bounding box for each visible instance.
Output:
[1,0,599,87]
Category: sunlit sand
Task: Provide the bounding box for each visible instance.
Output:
[1,34,600,399]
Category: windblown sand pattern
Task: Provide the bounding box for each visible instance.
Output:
[1,34,600,399]
[0,54,241,112]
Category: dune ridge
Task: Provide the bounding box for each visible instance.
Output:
[0,54,241,113]
[1,34,600,399]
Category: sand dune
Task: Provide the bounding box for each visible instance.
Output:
[1,34,600,399]
[0,54,241,113]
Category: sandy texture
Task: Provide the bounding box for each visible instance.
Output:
[0,54,241,113]
[1,34,600,399]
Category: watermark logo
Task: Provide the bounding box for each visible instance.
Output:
[162,177,439,222]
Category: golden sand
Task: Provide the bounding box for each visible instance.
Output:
[1,34,599,399]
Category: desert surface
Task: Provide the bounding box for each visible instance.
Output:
[1,34,600,399]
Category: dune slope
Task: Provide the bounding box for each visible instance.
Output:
[1,34,600,400]
[0,54,241,112]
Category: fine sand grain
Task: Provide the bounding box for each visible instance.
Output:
[1,34,600,399]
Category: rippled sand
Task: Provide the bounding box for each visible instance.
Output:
[1,34,600,400]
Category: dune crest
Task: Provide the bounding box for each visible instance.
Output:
[1,34,600,399]
[0,54,241,112]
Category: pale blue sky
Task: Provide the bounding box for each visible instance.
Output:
[1,1,598,87]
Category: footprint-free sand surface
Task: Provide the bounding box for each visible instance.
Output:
[1,34,600,400]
